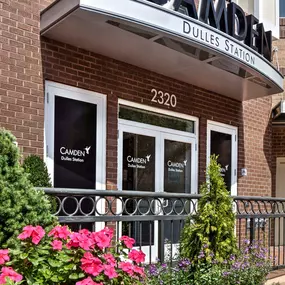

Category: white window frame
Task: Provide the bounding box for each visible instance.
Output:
[207,120,238,196]
[44,81,107,190]
[117,99,199,194]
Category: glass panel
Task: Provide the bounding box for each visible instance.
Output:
[119,105,194,133]
[54,96,97,232]
[164,140,191,193]
[54,96,97,189]
[281,0,285,17]
[210,131,232,192]
[164,140,192,244]
[122,132,155,246]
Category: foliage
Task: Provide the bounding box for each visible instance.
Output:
[0,225,146,285]
[22,155,52,188]
[0,129,56,248]
[146,258,192,285]
[22,155,56,213]
[146,240,273,285]
[180,155,237,263]
[221,240,272,285]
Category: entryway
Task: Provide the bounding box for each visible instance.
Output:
[117,101,198,261]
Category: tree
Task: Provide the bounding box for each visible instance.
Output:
[180,155,237,263]
[23,155,57,213]
[0,129,56,247]
[23,155,52,188]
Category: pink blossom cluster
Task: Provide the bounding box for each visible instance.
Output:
[0,225,146,285]
[0,267,22,284]
[0,250,22,284]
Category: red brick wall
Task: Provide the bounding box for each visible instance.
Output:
[0,0,55,157]
[0,0,274,196]
[41,38,273,195]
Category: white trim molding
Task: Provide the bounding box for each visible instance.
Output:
[207,120,238,196]
[44,81,107,190]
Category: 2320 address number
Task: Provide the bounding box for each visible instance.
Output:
[151,89,177,108]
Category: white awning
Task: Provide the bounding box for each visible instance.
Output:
[41,0,283,101]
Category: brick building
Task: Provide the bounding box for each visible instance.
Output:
[0,0,283,200]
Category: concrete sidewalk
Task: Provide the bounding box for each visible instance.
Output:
[266,276,285,284]
[266,269,285,285]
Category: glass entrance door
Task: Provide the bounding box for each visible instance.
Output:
[118,116,197,262]
[162,133,195,258]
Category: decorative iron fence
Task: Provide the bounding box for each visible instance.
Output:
[44,188,285,268]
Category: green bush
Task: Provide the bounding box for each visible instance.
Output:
[22,155,57,213]
[180,155,237,263]
[0,129,56,247]
[22,155,52,188]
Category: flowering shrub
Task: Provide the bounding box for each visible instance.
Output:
[146,240,273,285]
[0,225,146,285]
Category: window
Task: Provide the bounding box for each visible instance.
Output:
[45,81,107,189]
[280,0,285,17]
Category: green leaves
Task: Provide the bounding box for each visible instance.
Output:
[0,129,57,248]
[180,155,237,264]
[68,272,85,280]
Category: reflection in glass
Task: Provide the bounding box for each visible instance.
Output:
[210,131,232,192]
[164,140,192,244]
[119,105,195,133]
[122,132,155,246]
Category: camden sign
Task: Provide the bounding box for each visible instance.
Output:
[147,0,272,62]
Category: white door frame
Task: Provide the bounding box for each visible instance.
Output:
[44,81,107,190]
[275,157,285,245]
[117,104,198,262]
[276,157,285,197]
[207,120,238,196]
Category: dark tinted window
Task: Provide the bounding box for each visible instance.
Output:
[54,96,97,189]
[280,0,285,17]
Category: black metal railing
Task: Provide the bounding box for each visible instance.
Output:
[44,188,285,268]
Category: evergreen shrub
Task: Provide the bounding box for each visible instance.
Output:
[22,155,52,188]
[180,155,237,263]
[22,155,57,212]
[0,129,56,247]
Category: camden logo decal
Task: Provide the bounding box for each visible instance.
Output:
[167,160,187,173]
[59,146,91,163]
[220,164,229,177]
[127,154,151,169]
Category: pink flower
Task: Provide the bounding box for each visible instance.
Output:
[81,252,103,276]
[17,225,34,240]
[120,236,135,249]
[119,261,134,276]
[104,264,118,279]
[79,229,91,236]
[91,230,112,249]
[0,267,23,284]
[102,227,114,239]
[133,265,145,277]
[18,225,45,245]
[48,226,71,240]
[51,240,62,251]
[76,277,103,285]
[0,250,9,265]
[103,253,116,266]
[67,232,94,250]
[128,249,146,263]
